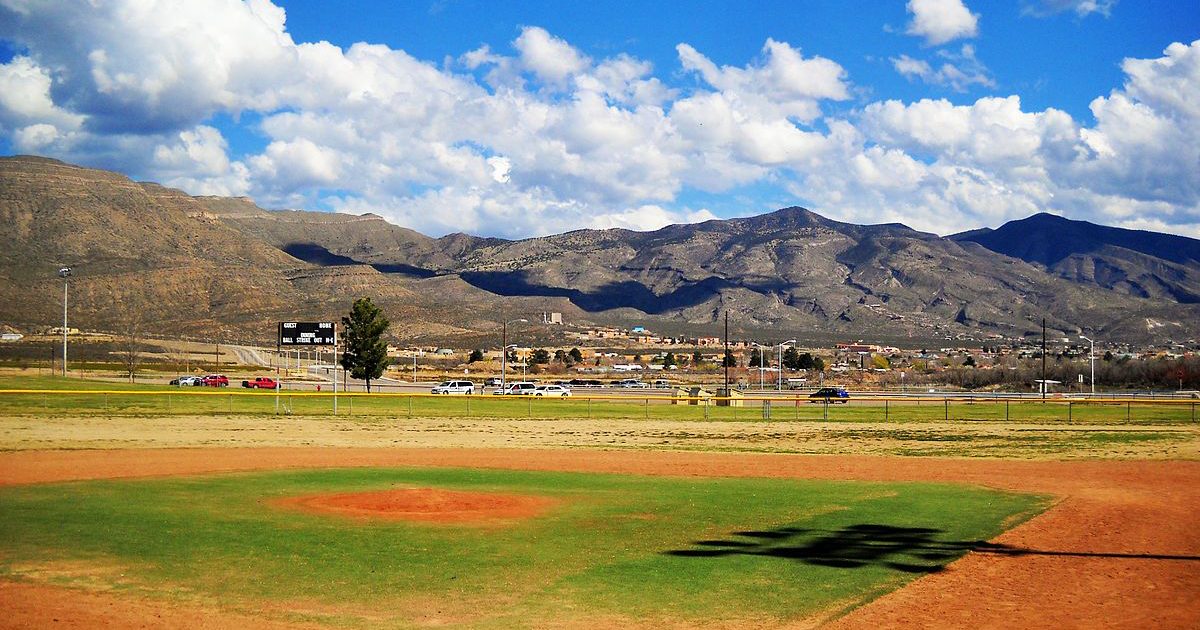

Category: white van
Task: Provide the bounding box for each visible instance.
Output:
[432,380,475,395]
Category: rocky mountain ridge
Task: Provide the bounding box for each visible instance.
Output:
[2,155,1197,345]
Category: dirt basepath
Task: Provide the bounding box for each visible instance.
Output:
[1,448,1198,629]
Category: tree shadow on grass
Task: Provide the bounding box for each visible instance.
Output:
[664,524,1200,574]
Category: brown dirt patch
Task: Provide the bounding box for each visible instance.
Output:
[272,487,556,523]
[1,448,1198,629]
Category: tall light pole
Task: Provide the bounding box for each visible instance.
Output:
[1080,335,1095,396]
[752,342,767,391]
[500,318,527,390]
[777,339,797,391]
[58,267,71,377]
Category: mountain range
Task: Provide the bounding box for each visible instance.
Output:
[1,155,1197,346]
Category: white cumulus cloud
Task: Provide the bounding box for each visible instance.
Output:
[905,0,980,46]
[514,26,589,86]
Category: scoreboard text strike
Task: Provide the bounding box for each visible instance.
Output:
[279,322,335,346]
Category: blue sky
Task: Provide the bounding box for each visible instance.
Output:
[1,0,1198,238]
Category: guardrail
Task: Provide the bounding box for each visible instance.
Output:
[0,389,1195,423]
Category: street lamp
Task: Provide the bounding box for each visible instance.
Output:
[1080,335,1095,396]
[776,339,797,391]
[58,267,71,377]
[752,342,768,391]
[500,318,527,389]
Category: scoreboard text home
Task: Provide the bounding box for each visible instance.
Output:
[279,322,335,346]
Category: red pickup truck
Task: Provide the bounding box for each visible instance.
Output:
[241,377,278,389]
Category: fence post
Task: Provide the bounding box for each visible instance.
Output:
[944,398,948,421]
[527,396,532,418]
[645,397,649,420]
[884,399,888,422]
[587,397,591,419]
[466,395,471,418]
[408,395,413,417]
[228,393,232,414]
[1068,401,1072,423]
[1006,400,1009,422]
[823,397,828,421]
[1127,401,1131,422]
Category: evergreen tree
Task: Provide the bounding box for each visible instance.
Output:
[663,352,677,368]
[813,357,825,372]
[532,348,551,364]
[468,349,484,363]
[569,347,584,363]
[722,349,738,368]
[782,347,802,370]
[554,349,567,363]
[796,351,815,371]
[748,348,763,368]
[963,356,976,367]
[692,350,704,365]
[339,297,391,393]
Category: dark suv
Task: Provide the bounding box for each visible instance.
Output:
[808,387,849,403]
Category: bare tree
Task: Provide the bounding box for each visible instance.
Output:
[113,297,146,383]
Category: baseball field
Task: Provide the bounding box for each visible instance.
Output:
[0,376,1197,628]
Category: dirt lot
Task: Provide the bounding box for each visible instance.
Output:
[0,415,1198,628]
[1,413,1198,459]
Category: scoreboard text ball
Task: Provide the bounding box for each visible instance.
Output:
[279,322,335,346]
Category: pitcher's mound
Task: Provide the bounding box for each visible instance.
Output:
[274,487,556,523]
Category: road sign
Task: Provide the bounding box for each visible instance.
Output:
[279,322,335,346]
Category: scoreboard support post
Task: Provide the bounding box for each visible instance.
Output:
[333,325,338,414]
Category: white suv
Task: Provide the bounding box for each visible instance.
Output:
[493,382,537,395]
[431,380,474,395]
[534,385,571,397]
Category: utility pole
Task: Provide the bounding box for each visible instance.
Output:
[501,318,527,390]
[1041,318,1047,402]
[1080,335,1095,396]
[723,311,730,393]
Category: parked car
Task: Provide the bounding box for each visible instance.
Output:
[534,384,571,397]
[169,375,202,386]
[808,387,849,403]
[242,377,278,389]
[652,379,672,389]
[484,377,503,387]
[432,380,475,395]
[568,379,603,388]
[493,382,537,395]
[614,379,649,388]
[201,374,229,387]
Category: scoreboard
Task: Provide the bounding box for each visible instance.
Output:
[279,321,335,346]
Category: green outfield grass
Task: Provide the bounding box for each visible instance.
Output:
[0,467,1048,627]
[0,374,1195,425]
